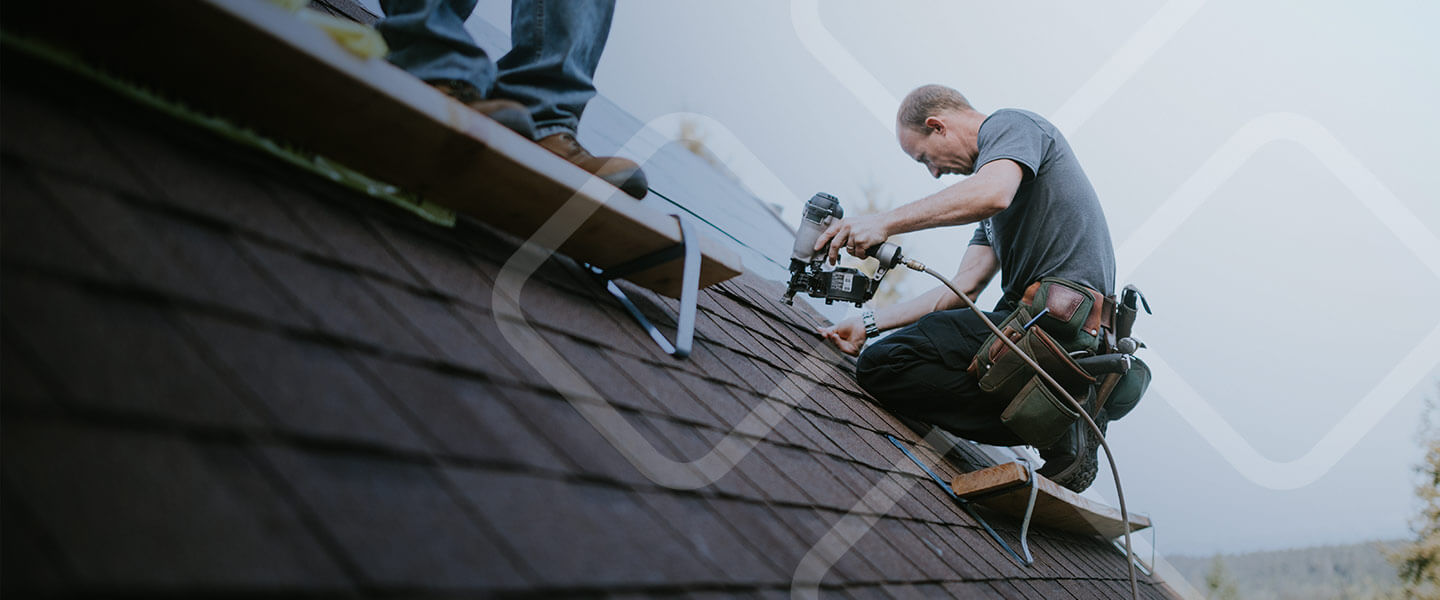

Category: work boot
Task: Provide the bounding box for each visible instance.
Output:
[427,80,536,139]
[1037,409,1109,493]
[537,132,648,199]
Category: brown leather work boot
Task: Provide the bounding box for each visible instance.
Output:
[537,132,648,199]
[427,80,535,140]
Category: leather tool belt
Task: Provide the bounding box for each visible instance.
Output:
[1020,278,1117,354]
[967,277,1119,447]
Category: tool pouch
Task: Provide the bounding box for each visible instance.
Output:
[1115,283,1149,342]
[1023,277,1102,353]
[1001,377,1080,448]
[969,305,1097,447]
[1097,356,1151,422]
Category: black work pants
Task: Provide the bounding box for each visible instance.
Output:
[855,306,1026,446]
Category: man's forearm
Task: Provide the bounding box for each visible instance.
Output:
[883,160,1023,236]
[869,244,997,334]
[886,187,1001,236]
[872,285,958,332]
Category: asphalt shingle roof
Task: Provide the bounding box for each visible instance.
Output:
[0,28,1178,599]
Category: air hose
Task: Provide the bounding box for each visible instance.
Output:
[901,257,1140,600]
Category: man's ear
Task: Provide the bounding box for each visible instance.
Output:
[924,115,945,135]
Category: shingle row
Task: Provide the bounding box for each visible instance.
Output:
[0,49,1175,599]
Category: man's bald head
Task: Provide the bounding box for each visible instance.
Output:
[896,85,974,134]
[895,85,987,178]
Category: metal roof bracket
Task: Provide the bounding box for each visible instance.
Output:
[886,435,1036,567]
[590,214,700,359]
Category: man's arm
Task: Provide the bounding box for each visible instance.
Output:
[813,159,1025,265]
[819,244,999,356]
[885,159,1024,237]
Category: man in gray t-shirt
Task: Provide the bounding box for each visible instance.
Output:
[816,85,1117,492]
[968,108,1115,307]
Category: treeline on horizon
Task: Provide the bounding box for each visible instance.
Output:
[1167,540,1405,600]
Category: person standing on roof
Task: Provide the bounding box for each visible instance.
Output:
[816,85,1120,492]
[375,0,647,199]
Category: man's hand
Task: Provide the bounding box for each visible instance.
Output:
[814,214,890,265]
[818,318,867,356]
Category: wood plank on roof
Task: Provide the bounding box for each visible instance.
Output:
[9,0,741,298]
[950,462,1150,540]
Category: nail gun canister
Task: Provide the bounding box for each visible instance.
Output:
[819,266,873,306]
[783,192,846,304]
[789,192,842,266]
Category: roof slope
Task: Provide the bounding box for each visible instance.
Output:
[0,32,1176,600]
[312,0,798,281]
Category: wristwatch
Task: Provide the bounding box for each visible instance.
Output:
[862,309,880,338]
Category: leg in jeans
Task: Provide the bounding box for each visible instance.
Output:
[493,0,616,138]
[856,307,1022,445]
[375,0,495,92]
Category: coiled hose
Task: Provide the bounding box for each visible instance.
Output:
[903,257,1139,600]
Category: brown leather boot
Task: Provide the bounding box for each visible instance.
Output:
[427,80,535,139]
[537,132,648,199]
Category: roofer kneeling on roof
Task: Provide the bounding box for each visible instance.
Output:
[817,85,1150,493]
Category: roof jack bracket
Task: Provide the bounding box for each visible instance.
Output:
[885,435,1036,567]
[589,214,700,359]
[1014,459,1040,565]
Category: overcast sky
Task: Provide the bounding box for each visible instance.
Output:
[372,0,1440,556]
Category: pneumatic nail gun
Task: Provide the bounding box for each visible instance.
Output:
[781,192,902,307]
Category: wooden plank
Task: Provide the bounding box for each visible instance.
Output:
[7,0,741,298]
[950,462,1150,540]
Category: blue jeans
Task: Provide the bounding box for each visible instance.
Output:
[376,0,615,139]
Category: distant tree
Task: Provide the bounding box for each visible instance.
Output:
[1205,554,1241,600]
[1391,383,1440,599]
[674,117,730,177]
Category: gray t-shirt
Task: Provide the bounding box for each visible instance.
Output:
[968,109,1116,308]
